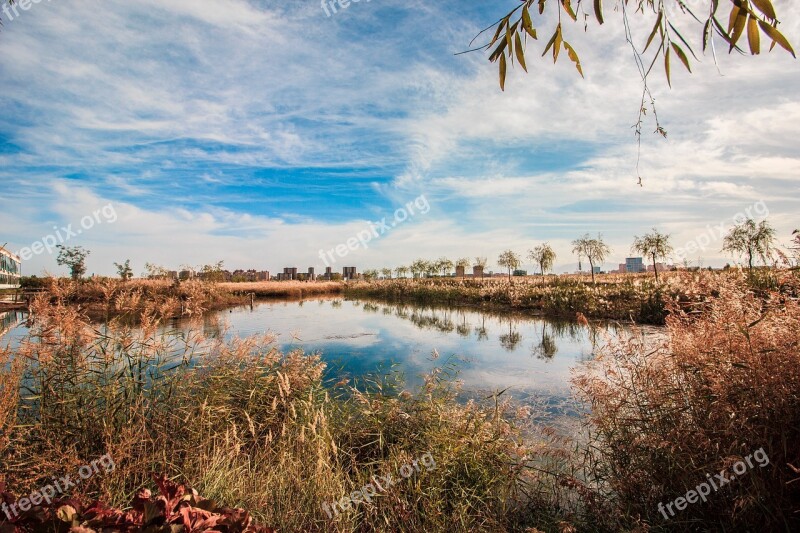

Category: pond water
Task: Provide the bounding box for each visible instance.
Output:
[1,299,631,418]
[177,298,626,413]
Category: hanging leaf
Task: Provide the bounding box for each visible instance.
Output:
[522,5,533,32]
[564,41,584,77]
[728,4,740,33]
[759,20,796,57]
[542,26,559,57]
[750,0,777,21]
[702,18,713,52]
[665,48,672,87]
[671,43,692,72]
[729,7,748,52]
[594,0,604,25]
[499,53,507,91]
[644,12,663,53]
[562,0,578,22]
[553,24,563,63]
[515,32,528,72]
[747,15,761,54]
[489,39,508,62]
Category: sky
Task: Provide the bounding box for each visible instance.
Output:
[0,0,798,277]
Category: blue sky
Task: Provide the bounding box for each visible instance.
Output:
[1,0,799,276]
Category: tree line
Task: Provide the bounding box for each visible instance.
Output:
[47,218,795,282]
[363,218,796,283]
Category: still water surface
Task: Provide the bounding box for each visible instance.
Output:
[2,299,629,415]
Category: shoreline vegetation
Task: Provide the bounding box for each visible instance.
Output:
[12,268,791,325]
[0,269,798,530]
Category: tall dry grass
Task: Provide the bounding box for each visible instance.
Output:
[345,271,699,324]
[0,286,570,532]
[217,280,343,299]
[573,270,800,530]
[3,270,799,531]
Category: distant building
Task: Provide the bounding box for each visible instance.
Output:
[625,257,645,273]
[0,247,21,289]
[647,263,668,273]
[343,267,357,280]
[455,266,465,278]
[513,269,527,277]
[473,265,484,278]
[593,266,602,275]
[618,263,627,273]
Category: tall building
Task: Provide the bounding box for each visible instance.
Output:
[0,247,21,289]
[343,267,357,280]
[625,257,645,274]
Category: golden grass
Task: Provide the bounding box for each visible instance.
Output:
[2,270,798,531]
[218,280,344,298]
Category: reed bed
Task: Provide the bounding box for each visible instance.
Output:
[344,271,695,324]
[1,271,798,531]
[218,281,344,299]
[0,289,570,532]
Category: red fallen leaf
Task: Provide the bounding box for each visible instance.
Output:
[172,504,214,530]
[132,487,152,512]
[153,473,187,512]
[1,475,276,532]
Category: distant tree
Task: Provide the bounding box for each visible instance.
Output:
[497,250,521,281]
[410,259,427,279]
[528,244,556,283]
[423,260,437,278]
[474,257,488,269]
[572,234,611,284]
[395,265,410,279]
[114,259,134,281]
[722,219,776,274]
[455,257,471,271]
[632,229,673,283]
[199,261,226,283]
[362,269,379,281]
[792,230,800,264]
[143,262,170,279]
[436,257,454,277]
[380,267,392,279]
[56,245,90,281]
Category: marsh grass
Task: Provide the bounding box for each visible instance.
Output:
[344,272,693,324]
[573,270,800,531]
[2,272,799,531]
[0,286,572,532]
